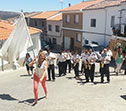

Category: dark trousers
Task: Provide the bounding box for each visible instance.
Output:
[74,63,79,77]
[66,60,71,73]
[62,61,67,75]
[58,62,63,76]
[86,64,95,82]
[101,64,110,82]
[48,64,55,80]
[84,65,89,81]
[81,63,85,73]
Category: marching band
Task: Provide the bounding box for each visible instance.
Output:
[43,46,126,84]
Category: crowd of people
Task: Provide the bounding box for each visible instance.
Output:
[23,46,126,105]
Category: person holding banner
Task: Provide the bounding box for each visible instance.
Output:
[29,51,48,105]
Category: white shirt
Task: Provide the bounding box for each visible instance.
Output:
[46,52,55,65]
[104,53,111,64]
[88,52,97,64]
[34,60,47,78]
[72,54,80,63]
[66,52,71,60]
[107,49,113,57]
[62,52,67,62]
[57,53,64,62]
[81,53,88,63]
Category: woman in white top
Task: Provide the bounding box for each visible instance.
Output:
[29,51,48,105]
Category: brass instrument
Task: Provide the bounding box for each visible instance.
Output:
[86,59,92,70]
[73,58,79,67]
[88,64,91,70]
[101,58,104,68]
[85,60,88,69]
[101,53,106,68]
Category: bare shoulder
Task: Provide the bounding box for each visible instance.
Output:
[44,60,48,66]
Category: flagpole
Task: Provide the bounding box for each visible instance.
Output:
[1,40,4,71]
[1,58,4,71]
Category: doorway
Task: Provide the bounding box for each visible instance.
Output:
[70,38,74,50]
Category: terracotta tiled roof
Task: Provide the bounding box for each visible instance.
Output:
[24,12,42,18]
[32,11,59,19]
[121,0,126,2]
[60,0,103,12]
[47,13,62,21]
[85,0,121,10]
[0,20,41,40]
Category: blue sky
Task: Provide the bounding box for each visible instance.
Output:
[0,0,88,12]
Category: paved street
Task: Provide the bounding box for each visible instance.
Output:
[0,65,126,111]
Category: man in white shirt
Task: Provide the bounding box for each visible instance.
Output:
[100,48,111,83]
[72,50,80,79]
[46,49,56,81]
[87,48,97,83]
[66,49,72,73]
[57,51,64,76]
[81,49,88,78]
[62,50,67,75]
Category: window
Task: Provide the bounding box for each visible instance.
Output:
[53,38,57,44]
[76,33,81,42]
[34,21,37,26]
[90,19,96,27]
[111,16,115,27]
[66,15,70,23]
[42,21,45,27]
[49,38,51,44]
[55,25,60,32]
[48,25,52,31]
[75,15,79,24]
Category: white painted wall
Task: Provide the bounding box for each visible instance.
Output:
[82,5,123,46]
[47,21,62,45]
[121,3,126,24]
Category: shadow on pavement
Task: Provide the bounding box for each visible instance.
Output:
[18,96,45,106]
[20,74,32,77]
[0,94,18,101]
[120,95,126,101]
[66,77,75,80]
[0,94,45,106]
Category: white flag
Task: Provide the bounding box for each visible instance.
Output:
[0,13,33,64]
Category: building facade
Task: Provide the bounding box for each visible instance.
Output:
[47,13,63,50]
[61,0,103,51]
[82,0,126,46]
[62,12,83,51]
[25,11,59,42]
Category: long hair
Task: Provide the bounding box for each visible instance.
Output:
[26,53,30,58]
[38,52,48,67]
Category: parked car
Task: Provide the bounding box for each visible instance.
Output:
[41,40,51,50]
[83,44,102,61]
[83,44,100,53]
